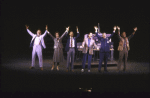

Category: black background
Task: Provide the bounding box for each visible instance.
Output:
[0,1,150,95]
[1,1,149,62]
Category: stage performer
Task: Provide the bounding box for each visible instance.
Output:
[117,26,137,71]
[65,27,80,72]
[47,26,69,71]
[94,26,116,73]
[81,32,98,72]
[25,25,48,71]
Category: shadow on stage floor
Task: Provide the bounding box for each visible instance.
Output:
[1,58,150,92]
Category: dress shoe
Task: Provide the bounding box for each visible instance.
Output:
[88,70,90,72]
[29,66,34,69]
[57,66,59,71]
[40,67,43,71]
[81,69,84,72]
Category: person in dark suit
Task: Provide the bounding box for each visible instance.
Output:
[94,26,116,73]
[81,32,98,72]
[65,27,80,72]
[47,26,69,71]
[117,26,137,71]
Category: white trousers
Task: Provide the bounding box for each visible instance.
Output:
[31,45,43,67]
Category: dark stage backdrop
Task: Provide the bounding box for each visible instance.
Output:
[1,1,149,62]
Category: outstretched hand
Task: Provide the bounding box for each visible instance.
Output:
[113,26,116,31]
[76,26,79,32]
[94,26,98,32]
[94,26,98,29]
[134,27,137,31]
[25,25,29,29]
[46,25,48,30]
[66,26,69,32]
[117,26,120,30]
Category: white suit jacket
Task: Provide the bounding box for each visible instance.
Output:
[27,29,47,49]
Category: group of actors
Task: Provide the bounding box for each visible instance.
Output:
[25,24,137,73]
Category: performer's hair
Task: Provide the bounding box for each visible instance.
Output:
[122,31,126,33]
[37,29,41,34]
[121,31,126,36]
[37,29,41,31]
[55,31,59,35]
[88,32,92,35]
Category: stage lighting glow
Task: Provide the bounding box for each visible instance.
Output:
[87,90,91,92]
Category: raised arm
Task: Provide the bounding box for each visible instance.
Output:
[25,25,35,37]
[117,26,122,40]
[46,25,55,39]
[76,32,80,39]
[60,27,69,39]
[64,26,70,38]
[41,30,48,38]
[108,26,116,40]
[76,26,80,39]
[128,27,137,40]
[47,31,55,39]
[94,26,102,40]
[40,25,48,38]
[60,31,68,39]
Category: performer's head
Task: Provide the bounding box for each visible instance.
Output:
[88,32,93,38]
[69,31,74,37]
[121,32,126,38]
[37,29,41,36]
[102,32,106,39]
[55,32,59,38]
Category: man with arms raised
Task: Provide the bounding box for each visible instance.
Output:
[117,26,137,71]
[94,26,116,73]
[25,25,48,71]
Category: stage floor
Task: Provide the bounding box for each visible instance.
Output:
[2,58,149,74]
[1,58,150,92]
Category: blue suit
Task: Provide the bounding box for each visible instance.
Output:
[96,31,115,71]
[65,32,80,70]
[65,33,80,52]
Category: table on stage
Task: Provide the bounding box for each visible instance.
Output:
[76,48,114,61]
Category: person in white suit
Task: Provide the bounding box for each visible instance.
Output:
[25,25,48,71]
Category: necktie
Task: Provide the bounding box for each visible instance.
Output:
[88,38,90,47]
[124,38,126,47]
[71,37,72,47]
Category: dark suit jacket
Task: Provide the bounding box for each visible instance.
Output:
[65,33,80,52]
[96,31,115,52]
